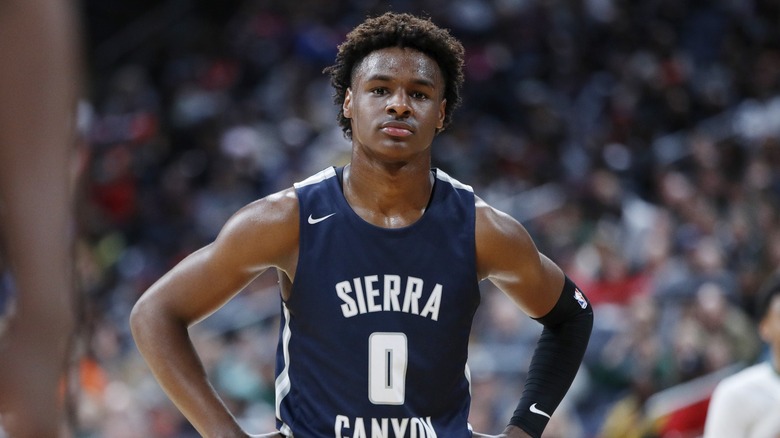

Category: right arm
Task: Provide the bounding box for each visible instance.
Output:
[130,189,299,437]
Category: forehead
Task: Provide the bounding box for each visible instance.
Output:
[352,46,443,86]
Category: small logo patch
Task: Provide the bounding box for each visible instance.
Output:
[574,288,588,309]
[308,213,336,224]
[530,403,551,419]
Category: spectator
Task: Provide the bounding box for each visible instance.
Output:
[703,271,780,437]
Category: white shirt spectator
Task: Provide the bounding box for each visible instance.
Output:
[703,361,780,438]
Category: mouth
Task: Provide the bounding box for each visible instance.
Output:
[380,121,414,138]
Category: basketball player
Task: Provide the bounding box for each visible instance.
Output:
[0,0,80,436]
[131,13,593,438]
[703,272,780,437]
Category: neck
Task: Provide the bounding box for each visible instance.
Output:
[343,158,434,228]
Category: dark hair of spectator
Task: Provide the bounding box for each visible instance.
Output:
[324,12,465,139]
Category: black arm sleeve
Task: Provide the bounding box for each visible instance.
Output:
[507,276,594,438]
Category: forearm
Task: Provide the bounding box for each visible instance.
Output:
[0,0,78,344]
[0,0,79,434]
[130,302,246,437]
[508,277,593,438]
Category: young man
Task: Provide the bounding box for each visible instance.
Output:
[703,272,780,437]
[0,0,80,436]
[131,12,593,438]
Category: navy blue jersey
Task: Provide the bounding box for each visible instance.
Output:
[275,167,481,438]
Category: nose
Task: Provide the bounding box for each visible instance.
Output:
[386,92,412,117]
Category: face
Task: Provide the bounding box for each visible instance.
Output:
[759,294,780,352]
[343,46,447,163]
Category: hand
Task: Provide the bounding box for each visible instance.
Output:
[472,425,534,438]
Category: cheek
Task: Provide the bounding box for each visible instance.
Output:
[346,96,369,121]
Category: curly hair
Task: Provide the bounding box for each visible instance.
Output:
[324,12,465,139]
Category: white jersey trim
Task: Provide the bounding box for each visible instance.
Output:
[434,169,473,192]
[275,303,293,420]
[294,167,337,189]
[295,167,473,193]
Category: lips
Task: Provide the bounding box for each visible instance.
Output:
[380,121,414,137]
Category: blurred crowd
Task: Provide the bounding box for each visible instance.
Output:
[2,0,779,436]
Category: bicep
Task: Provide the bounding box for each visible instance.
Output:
[475,199,564,318]
[138,244,256,326]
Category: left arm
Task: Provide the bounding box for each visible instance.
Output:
[475,197,594,438]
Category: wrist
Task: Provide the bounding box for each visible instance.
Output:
[502,425,534,438]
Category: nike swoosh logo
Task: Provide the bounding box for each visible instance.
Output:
[529,403,551,419]
[307,213,336,224]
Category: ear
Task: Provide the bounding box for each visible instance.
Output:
[343,88,353,119]
[436,98,447,130]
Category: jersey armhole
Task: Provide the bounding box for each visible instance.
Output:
[335,165,345,191]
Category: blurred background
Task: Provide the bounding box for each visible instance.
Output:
[3,0,779,436]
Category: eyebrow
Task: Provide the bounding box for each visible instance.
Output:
[365,74,436,89]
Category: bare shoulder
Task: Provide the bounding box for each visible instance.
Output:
[474,196,539,268]
[221,188,298,237]
[214,187,300,274]
[226,187,298,230]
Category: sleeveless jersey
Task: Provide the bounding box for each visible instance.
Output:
[275,167,481,437]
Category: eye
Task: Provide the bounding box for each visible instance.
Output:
[371,88,388,96]
[411,91,429,100]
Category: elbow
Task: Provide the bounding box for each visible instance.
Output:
[129,296,148,341]
[129,295,162,344]
[129,293,189,348]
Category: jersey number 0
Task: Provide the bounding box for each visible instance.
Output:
[368,332,408,405]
